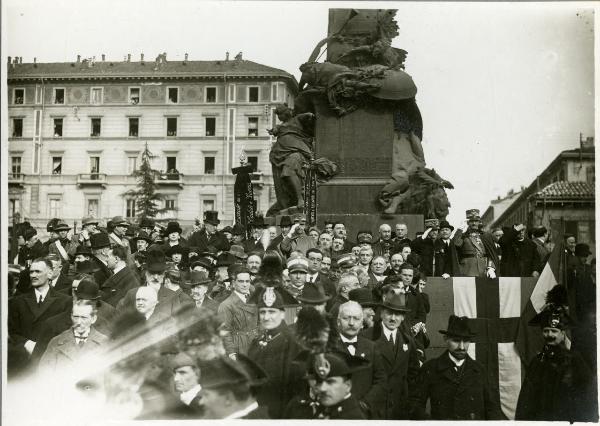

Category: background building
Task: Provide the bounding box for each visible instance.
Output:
[7,53,298,232]
[484,136,595,251]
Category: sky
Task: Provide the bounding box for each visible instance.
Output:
[3,0,596,226]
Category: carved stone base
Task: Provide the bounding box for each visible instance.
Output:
[316,213,424,241]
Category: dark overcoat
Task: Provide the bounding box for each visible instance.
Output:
[410,351,504,420]
[37,327,108,373]
[100,265,141,306]
[218,292,258,356]
[499,227,541,277]
[91,255,112,287]
[187,230,230,253]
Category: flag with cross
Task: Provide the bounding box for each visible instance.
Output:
[426,276,538,419]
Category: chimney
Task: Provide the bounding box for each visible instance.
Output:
[7,56,11,65]
[101,54,105,61]
[184,53,188,62]
[582,136,595,149]
[19,57,23,64]
[226,51,229,61]
[127,53,131,62]
[34,57,37,67]
[163,52,167,62]
[77,55,81,63]
[140,53,144,61]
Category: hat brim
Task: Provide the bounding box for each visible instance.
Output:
[380,302,411,313]
[439,330,477,339]
[183,279,213,288]
[288,267,309,274]
[205,220,220,226]
[229,252,248,259]
[147,263,167,273]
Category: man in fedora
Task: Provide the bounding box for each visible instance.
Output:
[247,288,303,418]
[48,222,75,267]
[285,351,370,419]
[349,288,378,330]
[109,216,136,267]
[167,352,203,419]
[410,315,503,420]
[89,232,113,287]
[197,354,269,419]
[188,211,230,254]
[100,245,141,307]
[331,301,387,419]
[364,292,419,419]
[267,215,292,251]
[69,217,99,253]
[184,270,219,313]
[516,302,597,422]
[73,244,93,264]
[296,282,330,314]
[280,212,316,257]
[131,230,152,254]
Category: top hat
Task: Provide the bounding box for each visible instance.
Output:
[171,352,197,371]
[54,222,72,232]
[300,351,370,381]
[204,211,220,226]
[287,257,309,273]
[90,232,111,250]
[575,243,592,257]
[82,217,99,227]
[349,288,377,308]
[279,215,292,227]
[439,220,454,231]
[23,228,37,241]
[336,254,356,269]
[146,249,167,273]
[111,216,130,227]
[439,315,477,339]
[216,252,236,267]
[380,293,411,313]
[165,221,183,236]
[529,305,571,330]
[297,282,330,304]
[198,355,259,389]
[257,287,285,310]
[424,219,440,229]
[139,217,155,229]
[75,260,100,274]
[466,209,481,221]
[75,278,101,300]
[229,245,248,260]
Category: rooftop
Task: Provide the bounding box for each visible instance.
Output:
[535,181,595,200]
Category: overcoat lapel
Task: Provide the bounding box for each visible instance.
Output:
[34,289,60,320]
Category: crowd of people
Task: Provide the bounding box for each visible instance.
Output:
[6,208,597,421]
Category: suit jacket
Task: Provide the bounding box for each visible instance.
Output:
[100,265,141,307]
[247,323,303,419]
[437,236,461,276]
[370,323,420,419]
[330,334,388,419]
[410,351,504,420]
[38,327,108,374]
[109,233,136,269]
[312,272,337,298]
[91,255,112,287]
[372,239,395,258]
[280,234,317,256]
[499,227,542,277]
[188,230,230,253]
[218,292,258,356]
[411,237,447,276]
[195,297,219,313]
[116,285,182,317]
[52,271,74,293]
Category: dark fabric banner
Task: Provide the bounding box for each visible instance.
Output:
[304,163,317,227]
[233,165,255,240]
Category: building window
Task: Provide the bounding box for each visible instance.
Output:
[166,156,177,173]
[90,156,100,174]
[228,84,236,102]
[129,87,140,104]
[202,199,215,214]
[91,118,101,137]
[204,156,215,174]
[205,87,217,103]
[9,198,21,223]
[586,165,595,184]
[129,117,139,137]
[247,156,258,172]
[205,117,216,136]
[12,118,23,137]
[49,197,62,218]
[127,156,138,174]
[271,82,285,102]
[53,118,63,137]
[166,117,177,136]
[248,86,259,103]
[126,199,136,219]
[86,198,99,218]
[165,199,177,210]
[168,87,179,104]
[11,157,22,177]
[90,87,103,105]
[54,88,65,104]
[248,117,259,137]
[52,156,62,175]
[13,88,24,104]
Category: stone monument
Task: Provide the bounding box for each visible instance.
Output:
[268,8,453,238]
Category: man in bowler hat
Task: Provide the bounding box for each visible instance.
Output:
[188,211,230,254]
[410,315,503,420]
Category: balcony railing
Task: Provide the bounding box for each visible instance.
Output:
[77,173,107,188]
[8,173,25,187]
[156,172,184,188]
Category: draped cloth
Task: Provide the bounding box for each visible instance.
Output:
[233,164,256,239]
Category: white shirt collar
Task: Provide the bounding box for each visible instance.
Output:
[180,384,201,405]
[234,291,247,303]
[34,285,50,302]
[340,334,358,343]
[448,352,466,367]
[306,272,318,282]
[381,323,397,340]
[113,262,126,274]
[224,401,259,419]
[50,277,59,287]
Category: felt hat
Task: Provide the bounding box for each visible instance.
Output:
[139,217,155,229]
[199,356,259,389]
[356,231,373,244]
[251,215,266,229]
[229,245,248,260]
[75,259,99,274]
[287,257,309,273]
[47,218,61,232]
[439,220,454,231]
[216,252,236,267]
[165,244,186,257]
[23,228,37,241]
[380,292,411,313]
[222,226,233,235]
[74,278,101,300]
[165,221,182,235]
[132,231,153,245]
[146,249,167,273]
[231,224,246,236]
[204,211,220,226]
[191,257,214,271]
[54,222,71,232]
[82,217,99,226]
[279,215,292,227]
[111,216,129,227]
[439,315,477,339]
[297,282,330,304]
[90,232,111,250]
[184,270,212,288]
[575,243,592,257]
[349,288,377,308]
[171,352,197,371]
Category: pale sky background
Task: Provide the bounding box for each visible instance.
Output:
[3,0,596,226]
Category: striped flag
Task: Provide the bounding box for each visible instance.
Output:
[515,242,568,366]
[427,276,538,419]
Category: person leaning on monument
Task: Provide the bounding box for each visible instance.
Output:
[409,315,504,420]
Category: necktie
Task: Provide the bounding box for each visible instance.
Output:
[388,332,395,345]
[37,294,43,306]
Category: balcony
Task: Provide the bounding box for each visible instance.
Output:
[250,171,264,187]
[156,172,184,189]
[8,173,25,188]
[77,173,107,188]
